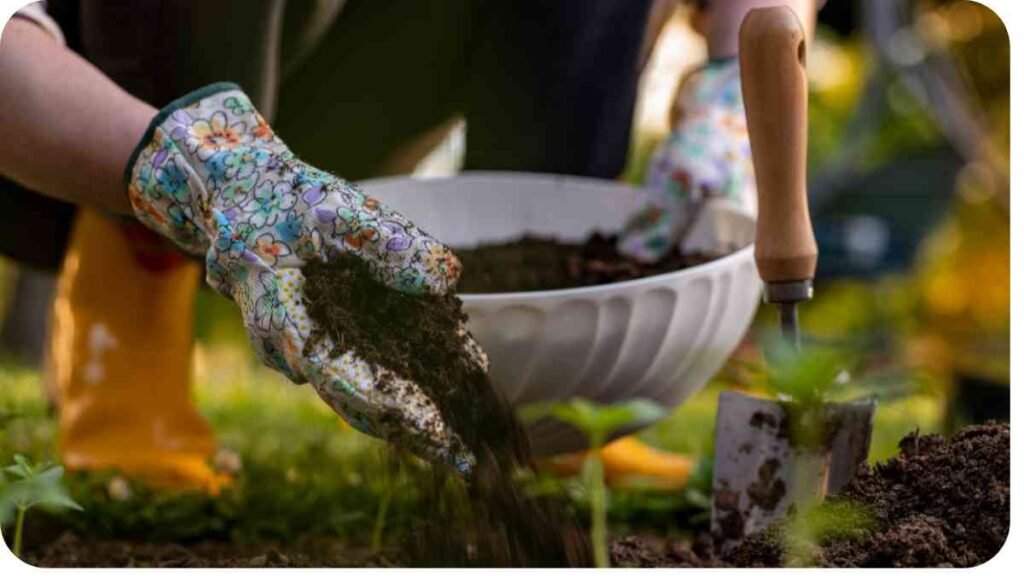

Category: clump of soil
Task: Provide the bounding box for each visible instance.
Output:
[302,257,511,458]
[611,423,1010,568]
[301,256,586,567]
[455,233,715,293]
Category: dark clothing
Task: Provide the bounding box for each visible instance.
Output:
[1,0,652,269]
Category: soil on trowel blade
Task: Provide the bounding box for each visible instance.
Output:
[456,233,715,293]
[302,256,587,567]
[610,423,1010,568]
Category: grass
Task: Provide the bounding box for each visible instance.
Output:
[0,351,942,553]
[0,284,946,554]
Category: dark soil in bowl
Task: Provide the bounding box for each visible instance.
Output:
[455,233,716,293]
[610,423,1010,568]
[300,256,587,567]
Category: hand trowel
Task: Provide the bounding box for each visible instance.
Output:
[710,6,875,550]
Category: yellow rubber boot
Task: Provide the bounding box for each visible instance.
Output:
[540,436,693,490]
[45,209,228,494]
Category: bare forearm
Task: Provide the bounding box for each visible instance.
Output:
[706,0,819,59]
[0,18,156,214]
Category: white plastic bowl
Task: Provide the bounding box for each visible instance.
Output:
[361,172,761,454]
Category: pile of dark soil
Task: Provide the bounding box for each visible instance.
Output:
[455,233,714,293]
[301,256,586,567]
[820,422,1010,567]
[611,423,1010,568]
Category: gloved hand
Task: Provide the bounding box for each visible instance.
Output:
[617,59,756,263]
[126,83,479,472]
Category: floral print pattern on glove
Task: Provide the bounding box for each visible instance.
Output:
[618,59,756,263]
[126,83,476,472]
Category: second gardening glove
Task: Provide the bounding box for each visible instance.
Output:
[126,83,480,472]
[618,59,756,263]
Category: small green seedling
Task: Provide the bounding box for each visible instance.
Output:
[760,334,903,447]
[754,335,863,450]
[520,398,666,568]
[761,336,850,407]
[0,454,83,558]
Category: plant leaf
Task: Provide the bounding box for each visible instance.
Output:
[0,460,83,514]
[520,398,666,446]
[4,464,28,480]
[36,489,84,512]
[762,337,849,405]
[34,466,65,485]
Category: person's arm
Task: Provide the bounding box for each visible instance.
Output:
[0,17,156,214]
[706,0,818,59]
[2,12,477,471]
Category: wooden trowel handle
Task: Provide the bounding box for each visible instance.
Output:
[740,6,817,285]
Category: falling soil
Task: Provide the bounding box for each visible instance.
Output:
[610,423,1010,568]
[455,233,715,293]
[301,256,587,567]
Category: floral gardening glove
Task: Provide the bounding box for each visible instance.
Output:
[618,59,756,263]
[126,82,480,472]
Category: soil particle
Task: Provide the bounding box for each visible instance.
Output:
[455,233,714,293]
[302,256,586,567]
[612,423,1010,568]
